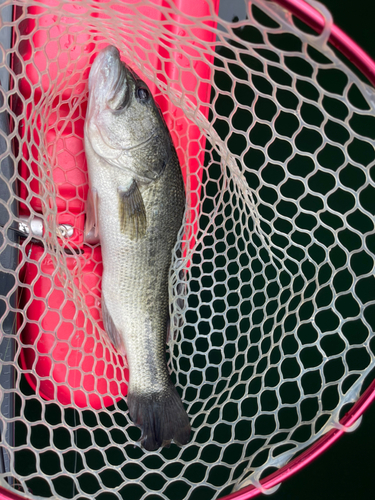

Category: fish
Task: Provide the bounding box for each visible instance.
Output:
[84,45,190,450]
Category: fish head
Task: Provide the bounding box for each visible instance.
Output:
[85,45,172,180]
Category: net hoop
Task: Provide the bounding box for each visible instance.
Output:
[220,380,375,499]
[0,488,27,500]
[275,0,375,86]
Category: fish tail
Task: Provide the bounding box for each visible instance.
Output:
[127,384,191,451]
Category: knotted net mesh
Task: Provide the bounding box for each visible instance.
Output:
[0,0,374,498]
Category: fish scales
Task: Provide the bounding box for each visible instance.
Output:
[84,45,190,450]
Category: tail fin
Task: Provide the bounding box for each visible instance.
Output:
[127,384,190,451]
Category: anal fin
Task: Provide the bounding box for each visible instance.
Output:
[102,296,127,360]
[168,267,187,345]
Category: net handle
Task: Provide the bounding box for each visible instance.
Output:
[274,0,375,86]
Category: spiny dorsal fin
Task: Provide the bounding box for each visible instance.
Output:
[118,180,147,240]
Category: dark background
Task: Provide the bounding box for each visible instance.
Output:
[262,1,375,499]
[320,0,375,62]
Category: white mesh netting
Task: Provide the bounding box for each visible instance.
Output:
[0,0,374,498]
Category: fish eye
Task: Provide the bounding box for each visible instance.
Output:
[137,87,149,101]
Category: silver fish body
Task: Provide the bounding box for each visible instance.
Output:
[84,45,190,450]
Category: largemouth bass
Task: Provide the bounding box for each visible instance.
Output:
[84,45,190,450]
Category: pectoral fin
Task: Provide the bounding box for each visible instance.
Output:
[85,187,99,238]
[118,180,147,240]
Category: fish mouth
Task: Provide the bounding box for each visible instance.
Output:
[86,45,131,157]
[88,45,129,113]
